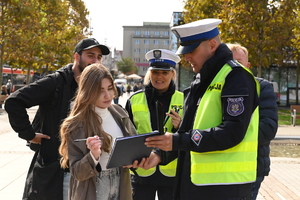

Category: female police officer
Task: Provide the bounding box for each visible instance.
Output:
[125,49,183,200]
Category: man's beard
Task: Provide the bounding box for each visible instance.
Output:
[78,59,89,73]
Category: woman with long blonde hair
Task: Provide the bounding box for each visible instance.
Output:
[59,63,137,200]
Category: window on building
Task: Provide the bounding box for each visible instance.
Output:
[134,48,141,53]
[153,40,159,45]
[154,31,160,36]
[163,40,169,45]
[144,49,150,53]
[144,31,150,36]
[135,40,140,44]
[135,31,141,35]
[164,31,169,36]
[134,58,140,62]
[144,40,150,44]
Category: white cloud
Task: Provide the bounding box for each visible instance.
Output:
[83,0,184,50]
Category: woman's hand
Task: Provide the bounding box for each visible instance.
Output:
[86,136,102,160]
[166,109,181,129]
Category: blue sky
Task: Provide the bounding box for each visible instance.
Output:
[83,0,185,50]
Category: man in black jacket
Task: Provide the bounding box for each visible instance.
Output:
[143,19,260,200]
[5,38,109,200]
[227,43,278,200]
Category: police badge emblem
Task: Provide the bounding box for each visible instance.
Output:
[227,97,244,116]
[153,50,161,59]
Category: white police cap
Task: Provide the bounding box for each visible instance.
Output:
[145,49,181,71]
[171,18,222,55]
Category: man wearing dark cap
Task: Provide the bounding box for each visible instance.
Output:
[143,19,260,199]
[5,38,109,200]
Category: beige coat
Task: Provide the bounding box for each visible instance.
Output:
[68,104,137,200]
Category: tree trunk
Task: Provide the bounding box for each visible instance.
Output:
[296,60,300,105]
[0,4,5,86]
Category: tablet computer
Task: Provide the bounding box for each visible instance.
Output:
[106,131,159,169]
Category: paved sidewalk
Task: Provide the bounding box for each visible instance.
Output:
[0,96,300,199]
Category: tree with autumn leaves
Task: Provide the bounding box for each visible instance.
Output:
[292,7,300,103]
[183,0,299,76]
[182,0,300,102]
[0,0,90,85]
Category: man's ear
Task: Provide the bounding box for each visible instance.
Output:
[74,52,80,62]
[209,39,218,53]
[247,62,251,69]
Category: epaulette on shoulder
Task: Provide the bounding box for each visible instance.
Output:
[227,60,242,68]
[129,89,144,99]
[134,89,144,95]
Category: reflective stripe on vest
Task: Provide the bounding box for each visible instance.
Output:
[130,91,184,177]
[191,64,260,186]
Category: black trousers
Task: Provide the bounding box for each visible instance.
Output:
[131,174,174,200]
[132,182,174,200]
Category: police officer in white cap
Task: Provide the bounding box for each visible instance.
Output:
[125,49,184,200]
[143,19,260,200]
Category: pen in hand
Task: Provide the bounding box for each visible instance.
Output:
[164,108,180,125]
[74,137,104,142]
[163,111,172,125]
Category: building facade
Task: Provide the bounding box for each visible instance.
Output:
[169,12,184,52]
[123,22,171,77]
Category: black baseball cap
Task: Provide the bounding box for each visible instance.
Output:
[74,38,110,55]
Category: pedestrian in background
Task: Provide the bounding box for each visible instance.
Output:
[127,84,132,96]
[120,83,126,96]
[138,82,144,90]
[1,85,8,109]
[59,63,136,200]
[5,79,12,95]
[5,38,109,200]
[114,82,122,104]
[125,49,183,200]
[133,83,139,92]
[144,19,260,200]
[227,43,278,200]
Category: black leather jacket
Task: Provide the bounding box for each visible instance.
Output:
[6,64,76,164]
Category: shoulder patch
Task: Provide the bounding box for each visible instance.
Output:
[227,97,244,116]
[191,130,202,146]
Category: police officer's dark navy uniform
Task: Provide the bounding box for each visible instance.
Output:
[168,19,260,200]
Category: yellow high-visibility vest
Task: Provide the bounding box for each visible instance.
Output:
[191,63,260,186]
[130,91,183,177]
